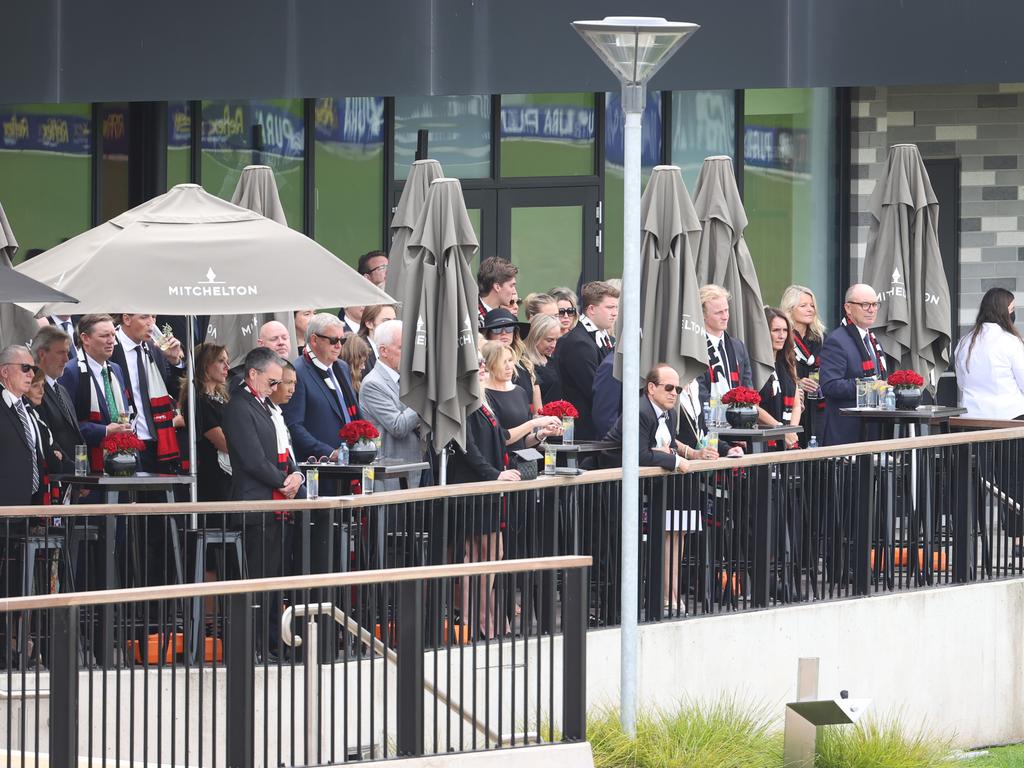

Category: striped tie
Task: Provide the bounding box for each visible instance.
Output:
[14,401,39,493]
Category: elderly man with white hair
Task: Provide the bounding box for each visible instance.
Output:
[359,319,424,490]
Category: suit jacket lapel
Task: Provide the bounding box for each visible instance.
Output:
[306,361,344,420]
[2,401,32,456]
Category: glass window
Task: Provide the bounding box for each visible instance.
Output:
[200,99,305,230]
[99,103,130,221]
[314,97,385,267]
[602,90,662,280]
[671,89,736,192]
[0,103,93,262]
[500,93,595,177]
[509,204,585,298]
[167,101,192,189]
[743,88,837,322]
[394,95,491,180]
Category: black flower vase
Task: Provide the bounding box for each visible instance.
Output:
[725,405,759,429]
[894,387,922,410]
[105,451,138,477]
[348,440,378,465]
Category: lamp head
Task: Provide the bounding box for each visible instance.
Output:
[571,16,700,87]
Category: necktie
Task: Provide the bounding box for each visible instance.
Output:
[49,382,76,426]
[327,366,352,424]
[655,412,672,449]
[718,340,731,382]
[136,346,155,434]
[101,367,121,421]
[14,401,39,493]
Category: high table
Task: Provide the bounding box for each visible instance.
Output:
[840,405,967,441]
[52,472,194,666]
[713,425,803,454]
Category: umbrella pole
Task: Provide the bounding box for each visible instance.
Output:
[187,316,198,518]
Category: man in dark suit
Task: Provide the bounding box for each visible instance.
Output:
[820,283,887,446]
[32,325,82,474]
[110,314,185,472]
[697,283,753,406]
[555,281,620,441]
[0,344,44,507]
[221,347,304,659]
[57,314,134,472]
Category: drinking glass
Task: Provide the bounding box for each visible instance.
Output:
[75,444,89,476]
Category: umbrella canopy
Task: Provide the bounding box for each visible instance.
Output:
[0,265,78,305]
[15,183,394,316]
[863,143,951,383]
[692,156,775,390]
[0,200,48,348]
[399,177,482,455]
[207,165,299,366]
[614,165,707,388]
[385,158,444,309]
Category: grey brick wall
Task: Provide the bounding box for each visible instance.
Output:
[849,84,1024,336]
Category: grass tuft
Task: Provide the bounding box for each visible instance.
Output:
[816,715,953,768]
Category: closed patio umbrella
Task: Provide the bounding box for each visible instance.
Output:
[206,165,299,367]
[399,177,481,471]
[692,156,775,390]
[0,199,48,348]
[614,165,707,388]
[862,143,951,383]
[385,158,444,311]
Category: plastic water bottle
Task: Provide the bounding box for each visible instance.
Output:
[337,442,349,465]
[702,402,712,428]
[883,386,896,412]
[808,436,819,449]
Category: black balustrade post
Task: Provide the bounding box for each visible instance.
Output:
[397,580,424,757]
[952,444,975,583]
[562,566,587,742]
[751,465,773,607]
[853,454,875,596]
[51,606,79,768]
[226,594,255,768]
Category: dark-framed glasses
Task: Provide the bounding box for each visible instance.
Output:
[314,332,344,346]
[267,378,282,388]
[557,307,577,317]
[3,363,39,374]
[848,301,880,311]
[305,455,333,465]
[660,383,685,394]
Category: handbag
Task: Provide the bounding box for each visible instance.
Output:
[509,447,543,481]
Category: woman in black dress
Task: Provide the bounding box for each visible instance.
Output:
[780,284,825,446]
[758,307,802,450]
[482,307,542,413]
[180,343,233,503]
[523,314,562,404]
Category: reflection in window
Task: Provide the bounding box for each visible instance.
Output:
[200,99,305,230]
[743,88,837,322]
[500,93,595,177]
[603,90,662,279]
[167,101,192,189]
[0,103,92,261]
[394,95,491,180]
[99,103,130,221]
[671,90,736,192]
[314,97,386,266]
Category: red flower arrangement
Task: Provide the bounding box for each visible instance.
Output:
[101,432,146,454]
[887,369,924,389]
[722,386,762,407]
[339,419,380,446]
[539,400,579,419]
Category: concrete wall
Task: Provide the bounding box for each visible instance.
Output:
[850,84,1024,335]
[589,578,1024,748]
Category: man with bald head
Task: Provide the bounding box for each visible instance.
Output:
[257,320,292,358]
[820,283,888,445]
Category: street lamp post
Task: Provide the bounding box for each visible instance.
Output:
[571,16,699,737]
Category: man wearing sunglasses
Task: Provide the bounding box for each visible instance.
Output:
[820,283,887,446]
[0,345,44,506]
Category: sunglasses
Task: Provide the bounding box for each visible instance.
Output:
[557,307,577,317]
[658,383,685,395]
[366,263,388,274]
[489,326,515,334]
[305,455,333,465]
[4,363,39,374]
[508,299,520,307]
[267,378,282,387]
[314,332,344,346]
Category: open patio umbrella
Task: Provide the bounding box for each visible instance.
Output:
[614,165,707,388]
[206,165,299,367]
[692,156,775,390]
[385,158,444,311]
[0,200,51,348]
[862,143,951,384]
[399,177,481,479]
[17,183,394,498]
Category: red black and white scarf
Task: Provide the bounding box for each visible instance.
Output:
[74,350,130,472]
[706,332,741,401]
[793,331,817,370]
[127,340,181,464]
[244,383,294,519]
[840,316,887,378]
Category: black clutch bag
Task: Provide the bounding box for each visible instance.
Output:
[509,447,544,481]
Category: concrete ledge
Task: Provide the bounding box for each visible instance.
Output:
[390,742,594,768]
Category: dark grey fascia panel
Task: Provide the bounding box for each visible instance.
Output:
[2,0,1023,104]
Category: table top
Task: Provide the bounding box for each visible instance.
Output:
[297,459,429,478]
[52,472,194,488]
[714,425,803,441]
[840,405,967,422]
[543,440,615,453]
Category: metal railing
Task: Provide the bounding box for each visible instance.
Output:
[1,556,590,767]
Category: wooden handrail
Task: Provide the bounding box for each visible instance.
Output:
[949,416,1024,430]
[2,427,1022,519]
[0,555,592,613]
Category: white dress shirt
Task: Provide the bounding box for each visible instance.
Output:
[955,323,1024,419]
[649,397,684,471]
[115,329,154,440]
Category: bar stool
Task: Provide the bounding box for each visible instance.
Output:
[185,529,246,663]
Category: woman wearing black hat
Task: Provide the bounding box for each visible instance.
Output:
[483,307,542,414]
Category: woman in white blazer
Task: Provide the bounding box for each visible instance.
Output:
[955,287,1024,419]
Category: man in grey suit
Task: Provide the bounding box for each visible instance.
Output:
[359,319,423,490]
